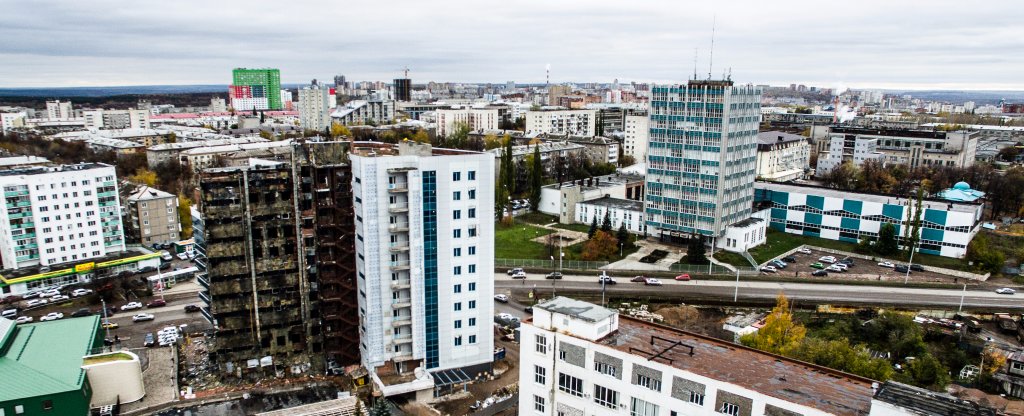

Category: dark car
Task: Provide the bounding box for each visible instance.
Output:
[910,264,924,272]
[524,306,534,314]
[545,272,563,280]
[147,299,167,308]
[159,262,171,270]
[839,258,855,266]
[138,266,157,274]
[184,305,201,313]
[811,270,828,277]
[71,308,93,318]
[894,265,910,273]
[144,333,155,347]
[782,256,796,263]
[630,276,647,283]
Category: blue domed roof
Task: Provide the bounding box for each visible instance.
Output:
[953,181,970,190]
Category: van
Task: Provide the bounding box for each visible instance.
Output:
[160,251,173,261]
[1,309,17,319]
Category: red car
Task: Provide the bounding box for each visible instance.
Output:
[674,274,691,281]
[147,299,167,308]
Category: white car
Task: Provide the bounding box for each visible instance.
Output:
[877,261,895,268]
[121,302,144,311]
[761,265,778,273]
[39,289,61,298]
[819,256,837,263]
[797,248,812,254]
[71,288,93,297]
[50,295,70,302]
[833,263,848,271]
[158,336,178,347]
[644,278,663,286]
[15,316,33,324]
[25,299,48,308]
[494,294,509,303]
[158,326,179,336]
[40,312,64,321]
[996,288,1016,295]
[512,271,527,279]
[177,253,189,261]
[826,265,845,272]
[132,313,156,322]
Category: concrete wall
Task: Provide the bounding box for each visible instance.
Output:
[83,351,146,407]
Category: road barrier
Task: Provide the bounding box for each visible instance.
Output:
[495,258,755,276]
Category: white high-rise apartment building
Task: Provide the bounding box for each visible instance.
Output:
[0,163,125,270]
[525,109,597,136]
[210,97,227,113]
[83,109,150,130]
[350,141,495,397]
[298,84,333,131]
[435,107,503,138]
[46,100,73,120]
[623,114,649,160]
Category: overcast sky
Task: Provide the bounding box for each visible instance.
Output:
[2,0,1022,90]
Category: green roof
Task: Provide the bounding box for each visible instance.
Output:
[0,316,100,401]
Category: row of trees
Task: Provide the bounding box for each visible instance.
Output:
[581,211,632,261]
[820,161,1024,219]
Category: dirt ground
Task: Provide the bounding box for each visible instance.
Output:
[766,248,981,284]
[653,304,730,340]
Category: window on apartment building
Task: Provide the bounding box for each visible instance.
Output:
[468,246,476,255]
[454,320,462,329]
[631,397,659,416]
[468,318,477,327]
[533,395,545,413]
[468,300,476,309]
[720,403,740,416]
[636,374,661,392]
[558,373,584,397]
[534,365,546,384]
[454,302,462,311]
[454,284,462,293]
[454,336,462,346]
[453,248,461,257]
[594,361,617,377]
[469,335,476,344]
[453,172,461,181]
[468,227,477,237]
[454,266,462,275]
[594,385,619,409]
[453,191,461,201]
[453,210,461,219]
[468,282,476,291]
[468,264,476,274]
[690,391,705,406]
[468,171,476,180]
[535,334,547,354]
[468,189,476,199]
[141,202,148,208]
[453,228,461,238]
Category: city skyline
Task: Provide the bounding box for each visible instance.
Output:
[2,0,1022,90]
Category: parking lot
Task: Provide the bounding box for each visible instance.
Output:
[760,248,971,283]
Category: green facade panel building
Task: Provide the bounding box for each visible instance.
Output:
[231,68,282,110]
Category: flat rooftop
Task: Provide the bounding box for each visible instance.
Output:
[0,162,111,177]
[755,181,983,214]
[829,126,949,139]
[757,131,806,146]
[873,381,996,415]
[601,316,874,416]
[0,248,158,287]
[0,315,100,402]
[580,196,644,212]
[536,296,616,323]
[0,156,49,167]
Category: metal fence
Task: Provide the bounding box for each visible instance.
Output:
[495,258,756,275]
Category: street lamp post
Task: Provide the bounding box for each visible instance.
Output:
[734,269,740,302]
[904,241,916,285]
[958,283,967,313]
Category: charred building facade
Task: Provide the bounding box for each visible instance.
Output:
[197,141,359,376]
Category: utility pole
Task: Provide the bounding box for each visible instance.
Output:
[958,283,967,313]
[734,269,740,302]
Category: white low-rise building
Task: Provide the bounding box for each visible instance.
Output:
[756,131,810,182]
[574,197,646,235]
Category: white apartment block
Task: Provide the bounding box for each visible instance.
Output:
[126,185,179,247]
[623,114,649,160]
[574,197,646,235]
[83,108,151,130]
[755,131,810,182]
[1,111,27,133]
[0,163,125,270]
[210,97,227,113]
[435,107,503,138]
[331,100,396,126]
[525,109,597,136]
[519,297,917,416]
[46,100,73,120]
[298,85,333,131]
[350,141,495,397]
[816,136,885,175]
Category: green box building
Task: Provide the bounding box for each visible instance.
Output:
[231,68,282,110]
[0,316,102,416]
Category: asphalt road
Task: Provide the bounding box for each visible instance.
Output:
[495,272,1024,311]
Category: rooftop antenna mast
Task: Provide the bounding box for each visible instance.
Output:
[708,15,716,80]
[693,48,699,81]
[402,66,409,78]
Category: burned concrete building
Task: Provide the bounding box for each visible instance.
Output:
[196,140,359,376]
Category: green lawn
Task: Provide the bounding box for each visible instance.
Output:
[712,251,754,268]
[553,223,592,233]
[562,239,641,262]
[495,223,555,259]
[516,211,558,226]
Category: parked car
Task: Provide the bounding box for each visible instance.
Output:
[910,264,925,272]
[771,260,787,269]
[512,271,527,279]
[598,276,617,285]
[184,305,201,313]
[121,302,143,311]
[71,308,93,318]
[494,294,509,303]
[71,288,93,297]
[507,267,524,276]
[138,266,157,274]
[177,253,189,261]
[839,258,855,267]
[160,251,173,261]
[782,256,797,263]
[877,261,895,268]
[26,299,48,308]
[15,316,33,324]
[894,265,910,273]
[40,312,64,321]
[761,266,777,273]
[524,306,533,314]
[545,272,563,280]
[819,256,837,263]
[811,270,829,277]
[147,299,167,308]
[1,309,16,319]
[833,263,849,271]
[826,265,845,272]
[674,273,691,281]
[630,275,648,283]
[144,333,155,347]
[50,295,70,302]
[797,248,812,254]
[644,278,663,286]
[996,288,1016,295]
[102,321,119,329]
[39,289,61,298]
[132,313,155,322]
[159,262,172,270]
[810,262,825,269]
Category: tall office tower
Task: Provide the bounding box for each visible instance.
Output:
[230,68,283,111]
[393,78,412,102]
[0,163,125,270]
[298,83,333,131]
[196,141,360,375]
[45,100,73,120]
[350,141,494,397]
[645,80,762,240]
